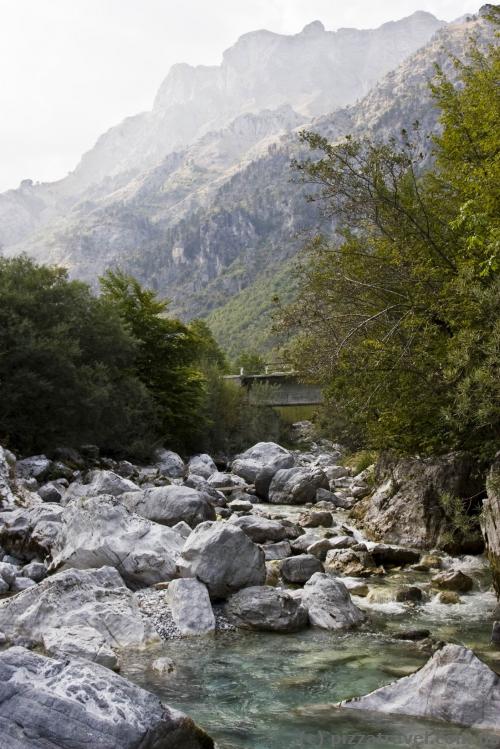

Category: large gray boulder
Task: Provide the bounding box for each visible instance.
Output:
[51,495,184,587]
[231,442,294,484]
[38,481,65,503]
[0,503,64,561]
[167,578,215,635]
[15,455,52,481]
[156,448,185,478]
[268,467,329,505]
[120,485,216,528]
[188,454,218,479]
[340,644,500,731]
[207,471,246,489]
[482,454,500,596]
[0,567,160,656]
[0,646,214,749]
[357,452,484,552]
[63,470,140,503]
[86,469,140,496]
[281,554,324,584]
[184,474,227,507]
[178,521,266,599]
[228,514,287,543]
[225,585,308,632]
[431,568,473,593]
[301,573,365,630]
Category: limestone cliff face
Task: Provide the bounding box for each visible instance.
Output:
[482,456,500,596]
[353,452,484,553]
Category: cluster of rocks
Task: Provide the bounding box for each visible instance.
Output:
[0,435,497,743]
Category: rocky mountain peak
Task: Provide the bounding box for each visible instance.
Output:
[301,20,326,35]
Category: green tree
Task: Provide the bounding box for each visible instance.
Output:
[189,318,228,371]
[234,351,266,374]
[0,256,154,456]
[100,270,205,451]
[279,17,500,459]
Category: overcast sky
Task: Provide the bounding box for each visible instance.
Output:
[0,0,480,192]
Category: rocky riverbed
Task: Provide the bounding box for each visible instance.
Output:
[0,436,499,748]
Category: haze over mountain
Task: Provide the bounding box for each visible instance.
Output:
[0,8,489,354]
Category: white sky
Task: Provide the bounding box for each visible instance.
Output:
[0,0,480,192]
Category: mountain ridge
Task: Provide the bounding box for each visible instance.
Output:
[2,10,491,356]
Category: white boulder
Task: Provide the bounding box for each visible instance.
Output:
[0,566,160,655]
[0,646,214,748]
[188,454,218,479]
[231,442,294,483]
[178,521,266,599]
[51,495,184,587]
[268,467,329,504]
[156,449,185,478]
[301,572,365,630]
[167,578,215,635]
[120,485,216,528]
[341,644,500,731]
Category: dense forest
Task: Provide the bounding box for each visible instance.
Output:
[0,260,283,458]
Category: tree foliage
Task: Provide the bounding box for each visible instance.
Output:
[100,270,205,452]
[280,16,500,459]
[0,256,155,456]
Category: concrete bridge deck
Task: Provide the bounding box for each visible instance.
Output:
[224,371,322,407]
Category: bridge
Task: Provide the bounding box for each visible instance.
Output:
[223,370,323,407]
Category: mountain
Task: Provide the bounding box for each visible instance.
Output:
[1,10,490,356]
[0,11,444,253]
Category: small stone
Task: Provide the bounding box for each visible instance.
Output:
[228,498,253,512]
[281,554,324,584]
[21,561,48,583]
[300,511,333,528]
[38,482,64,503]
[171,520,192,539]
[11,577,37,592]
[420,554,442,569]
[491,621,500,645]
[431,569,473,593]
[151,656,176,675]
[438,590,461,604]
[0,562,19,585]
[306,538,335,561]
[395,586,423,603]
[2,555,21,566]
[262,540,292,561]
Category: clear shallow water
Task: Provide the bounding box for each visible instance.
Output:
[121,625,500,749]
[120,534,500,749]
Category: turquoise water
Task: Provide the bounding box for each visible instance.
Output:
[120,556,500,749]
